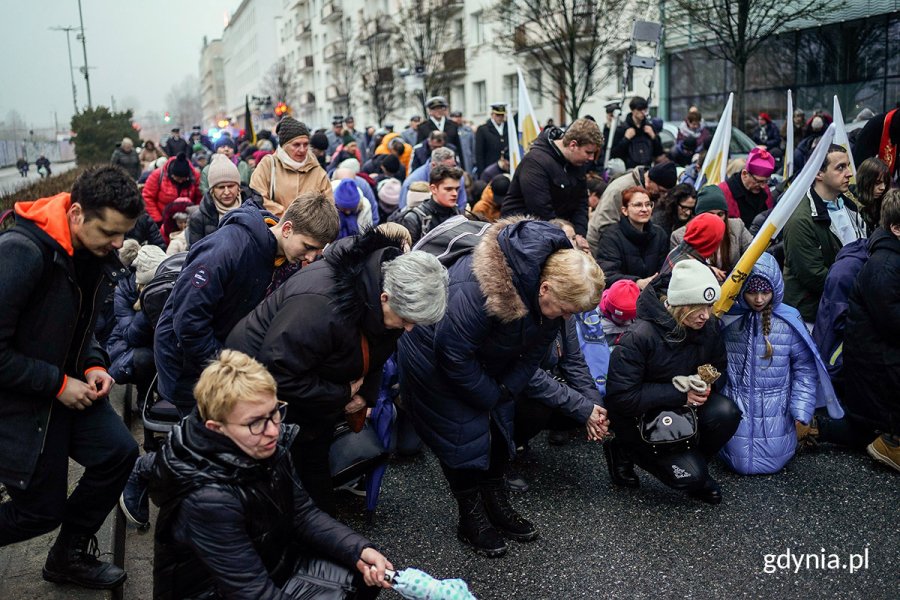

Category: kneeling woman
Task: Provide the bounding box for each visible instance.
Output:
[398,218,604,557]
[605,260,740,504]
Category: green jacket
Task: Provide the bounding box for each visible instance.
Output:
[783,189,866,321]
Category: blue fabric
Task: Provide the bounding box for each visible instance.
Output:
[366,355,399,515]
[107,272,153,381]
[154,200,278,406]
[399,162,467,211]
[719,253,841,475]
[574,309,610,398]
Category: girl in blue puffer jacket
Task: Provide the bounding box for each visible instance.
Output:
[719,253,842,474]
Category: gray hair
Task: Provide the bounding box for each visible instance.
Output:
[430,147,456,166]
[382,251,448,326]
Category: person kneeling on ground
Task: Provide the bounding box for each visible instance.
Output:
[150,350,393,600]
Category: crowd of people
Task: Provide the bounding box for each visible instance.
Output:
[0,95,897,599]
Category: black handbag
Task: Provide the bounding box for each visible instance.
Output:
[329,422,388,487]
[638,406,698,454]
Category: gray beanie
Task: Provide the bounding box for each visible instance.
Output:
[118,238,141,268]
[207,154,241,188]
[666,260,720,306]
[134,245,167,286]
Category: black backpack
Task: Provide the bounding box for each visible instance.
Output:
[412,215,492,266]
[139,251,187,328]
[628,134,655,167]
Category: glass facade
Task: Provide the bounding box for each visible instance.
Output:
[666,12,900,125]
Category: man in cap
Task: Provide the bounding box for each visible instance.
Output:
[475,103,508,175]
[417,96,464,170]
[401,115,421,146]
[587,160,677,252]
[163,127,189,159]
[718,146,775,228]
[325,115,345,157]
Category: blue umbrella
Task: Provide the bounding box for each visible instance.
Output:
[386,568,478,600]
[365,355,399,522]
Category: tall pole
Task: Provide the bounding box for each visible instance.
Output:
[76,0,92,109]
[50,26,79,114]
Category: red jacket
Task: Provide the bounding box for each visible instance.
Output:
[141,157,201,223]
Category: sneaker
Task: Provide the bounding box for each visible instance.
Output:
[505,472,529,493]
[335,477,367,497]
[867,435,900,473]
[42,533,127,590]
[119,470,150,530]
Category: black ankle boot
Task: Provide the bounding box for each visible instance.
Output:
[42,532,127,589]
[480,479,538,542]
[603,440,640,488]
[453,488,507,558]
[688,478,722,505]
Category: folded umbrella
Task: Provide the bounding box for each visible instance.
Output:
[386,568,477,600]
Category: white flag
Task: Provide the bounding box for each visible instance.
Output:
[695,93,733,189]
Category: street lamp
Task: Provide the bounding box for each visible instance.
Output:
[50,26,79,114]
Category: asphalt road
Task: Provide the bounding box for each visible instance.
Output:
[333,435,898,599]
[0,161,76,196]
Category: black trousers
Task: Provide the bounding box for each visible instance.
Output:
[514,396,583,448]
[290,431,337,516]
[440,420,509,494]
[0,398,138,546]
[618,392,741,493]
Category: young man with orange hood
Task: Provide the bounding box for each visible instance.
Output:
[0,166,144,590]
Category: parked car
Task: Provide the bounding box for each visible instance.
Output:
[659,121,758,160]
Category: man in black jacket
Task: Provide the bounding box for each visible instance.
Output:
[395,164,463,244]
[475,103,509,176]
[610,96,664,169]
[417,96,465,170]
[502,118,603,237]
[0,166,143,589]
[150,350,392,599]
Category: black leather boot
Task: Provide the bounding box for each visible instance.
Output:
[688,478,722,505]
[603,440,640,488]
[480,479,539,542]
[453,488,507,558]
[42,532,127,589]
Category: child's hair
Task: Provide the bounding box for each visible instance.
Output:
[759,303,774,361]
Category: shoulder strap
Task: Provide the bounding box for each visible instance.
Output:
[270,155,276,200]
[412,206,432,233]
[360,334,370,375]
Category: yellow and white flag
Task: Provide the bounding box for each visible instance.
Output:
[695,92,734,190]
[517,67,541,152]
[715,124,837,317]
[507,109,522,172]
[784,90,794,179]
[832,95,857,183]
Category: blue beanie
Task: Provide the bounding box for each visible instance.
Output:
[334,179,361,211]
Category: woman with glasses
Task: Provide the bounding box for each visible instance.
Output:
[593,186,669,289]
[652,183,696,237]
[670,185,753,280]
[151,350,393,600]
[604,260,740,504]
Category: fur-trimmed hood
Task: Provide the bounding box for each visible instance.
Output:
[472,216,571,323]
[324,228,404,333]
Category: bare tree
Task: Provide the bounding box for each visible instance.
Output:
[355,17,402,125]
[327,19,361,116]
[490,0,633,121]
[670,0,834,124]
[165,75,203,131]
[394,1,461,110]
[0,110,28,140]
[262,57,298,107]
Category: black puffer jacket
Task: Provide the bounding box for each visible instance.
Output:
[502,129,589,236]
[605,285,727,425]
[226,231,405,437]
[126,212,166,249]
[594,217,668,285]
[150,416,371,600]
[843,227,900,435]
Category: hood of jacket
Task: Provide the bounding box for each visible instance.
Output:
[472,216,571,323]
[729,252,784,315]
[868,225,900,256]
[14,192,75,255]
[526,128,567,170]
[216,199,277,252]
[152,412,298,509]
[324,228,405,336]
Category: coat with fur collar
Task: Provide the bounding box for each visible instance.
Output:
[398,218,571,469]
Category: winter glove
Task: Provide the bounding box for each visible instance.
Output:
[672,374,708,394]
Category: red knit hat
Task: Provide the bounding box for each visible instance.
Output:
[683,212,726,258]
[599,280,640,323]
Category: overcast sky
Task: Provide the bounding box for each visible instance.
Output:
[1,0,238,130]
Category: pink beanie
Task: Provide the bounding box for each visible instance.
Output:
[746,147,775,178]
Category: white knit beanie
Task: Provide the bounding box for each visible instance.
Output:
[666,260,721,306]
[134,245,168,286]
[207,154,241,188]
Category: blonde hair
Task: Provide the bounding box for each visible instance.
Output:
[727,158,746,178]
[759,302,774,361]
[194,350,277,422]
[540,249,605,311]
[376,222,413,250]
[665,302,712,342]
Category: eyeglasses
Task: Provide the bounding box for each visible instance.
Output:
[629,202,654,210]
[746,173,768,186]
[230,401,288,436]
[677,204,695,213]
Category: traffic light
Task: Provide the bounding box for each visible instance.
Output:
[274,102,289,117]
[164,111,170,123]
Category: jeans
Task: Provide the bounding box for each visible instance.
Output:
[0,398,138,545]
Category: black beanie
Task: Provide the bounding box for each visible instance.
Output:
[648,161,677,189]
[382,154,401,173]
[310,131,329,151]
[276,117,310,145]
[169,153,191,179]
